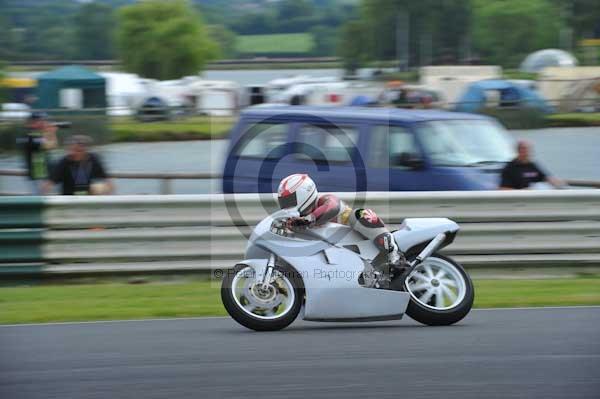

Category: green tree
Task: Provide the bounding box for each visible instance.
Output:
[39,24,75,60]
[429,0,471,63]
[276,0,314,21]
[347,0,471,66]
[116,0,218,80]
[310,25,337,56]
[472,0,564,67]
[337,21,370,73]
[8,13,74,60]
[73,2,115,60]
[0,15,18,60]
[207,25,237,59]
[234,12,278,35]
[551,0,600,41]
[1,0,78,60]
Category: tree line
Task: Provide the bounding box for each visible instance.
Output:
[0,0,598,80]
[338,0,600,71]
[0,0,352,62]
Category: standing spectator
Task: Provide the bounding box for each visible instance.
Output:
[18,112,57,195]
[499,140,564,190]
[44,135,114,195]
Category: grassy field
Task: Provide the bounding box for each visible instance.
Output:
[545,113,600,127]
[110,116,234,142]
[1,277,599,324]
[236,33,314,55]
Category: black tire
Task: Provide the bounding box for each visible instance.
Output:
[221,263,304,331]
[393,253,474,326]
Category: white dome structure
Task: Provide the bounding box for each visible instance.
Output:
[520,49,578,73]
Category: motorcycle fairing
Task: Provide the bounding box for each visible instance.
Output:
[239,212,456,321]
[279,251,410,321]
[252,222,382,261]
[238,254,410,321]
[252,229,331,258]
[244,234,410,321]
[393,218,459,252]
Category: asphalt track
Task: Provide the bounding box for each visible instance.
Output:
[1,307,599,399]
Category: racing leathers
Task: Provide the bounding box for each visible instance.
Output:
[287,194,407,286]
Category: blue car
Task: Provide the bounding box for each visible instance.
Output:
[222,105,515,193]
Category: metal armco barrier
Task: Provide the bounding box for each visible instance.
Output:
[1,190,599,275]
[2,168,600,195]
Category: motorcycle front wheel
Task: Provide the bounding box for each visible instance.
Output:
[392,253,474,326]
[221,263,304,331]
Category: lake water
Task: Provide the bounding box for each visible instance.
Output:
[1,127,599,195]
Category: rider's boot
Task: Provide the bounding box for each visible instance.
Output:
[374,233,409,288]
[388,243,409,273]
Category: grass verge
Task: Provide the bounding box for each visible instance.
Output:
[109,116,234,142]
[545,113,600,127]
[1,277,599,324]
[473,278,600,308]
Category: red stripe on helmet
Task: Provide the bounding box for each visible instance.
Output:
[280,174,307,196]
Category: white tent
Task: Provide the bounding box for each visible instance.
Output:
[184,79,240,116]
[100,72,149,116]
[520,49,578,73]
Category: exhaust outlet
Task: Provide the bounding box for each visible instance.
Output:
[410,233,446,267]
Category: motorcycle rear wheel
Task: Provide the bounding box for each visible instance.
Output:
[392,253,474,326]
[221,263,304,331]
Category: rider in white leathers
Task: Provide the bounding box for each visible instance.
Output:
[277,174,408,285]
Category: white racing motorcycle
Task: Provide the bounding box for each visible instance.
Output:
[222,209,474,331]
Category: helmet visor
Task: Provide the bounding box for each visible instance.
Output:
[278,192,297,209]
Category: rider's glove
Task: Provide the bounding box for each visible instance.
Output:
[286,215,315,230]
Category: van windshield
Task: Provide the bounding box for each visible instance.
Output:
[418,120,514,166]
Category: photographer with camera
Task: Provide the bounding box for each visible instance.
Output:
[43,135,113,196]
[17,112,58,195]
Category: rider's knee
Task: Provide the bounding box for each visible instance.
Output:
[353,208,385,228]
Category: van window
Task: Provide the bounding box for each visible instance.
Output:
[418,120,514,166]
[235,122,289,159]
[296,124,358,162]
[369,125,419,168]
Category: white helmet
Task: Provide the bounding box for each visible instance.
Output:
[277,174,318,215]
